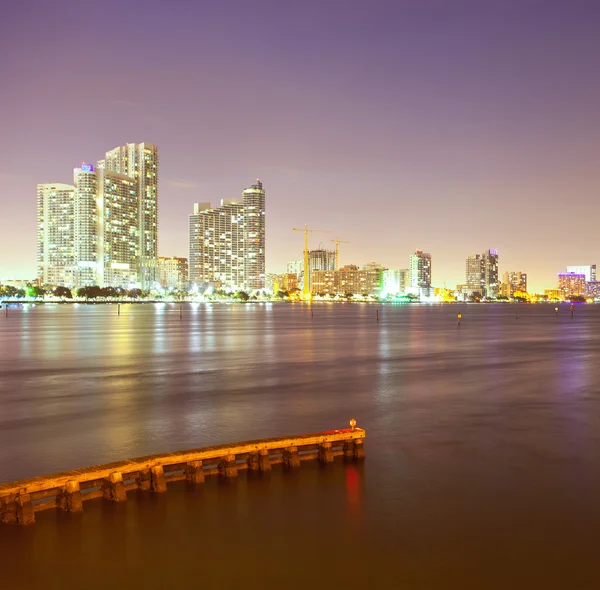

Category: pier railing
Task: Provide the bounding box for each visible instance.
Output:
[0,426,366,525]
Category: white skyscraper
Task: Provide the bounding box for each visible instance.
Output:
[37,183,75,286]
[189,200,246,289]
[242,180,266,290]
[410,250,432,296]
[100,142,159,287]
[189,180,266,291]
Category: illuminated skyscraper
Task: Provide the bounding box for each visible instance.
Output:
[37,183,75,286]
[73,164,138,287]
[73,166,99,286]
[100,142,159,287]
[482,249,499,298]
[189,200,245,289]
[189,180,266,291]
[410,250,432,295]
[465,254,484,291]
[242,180,266,290]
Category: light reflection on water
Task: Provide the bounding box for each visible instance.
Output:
[1,303,600,588]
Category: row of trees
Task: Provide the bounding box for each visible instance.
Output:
[0,284,147,300]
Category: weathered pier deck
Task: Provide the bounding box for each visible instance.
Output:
[0,425,365,525]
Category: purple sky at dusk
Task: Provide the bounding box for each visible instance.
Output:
[1,0,600,292]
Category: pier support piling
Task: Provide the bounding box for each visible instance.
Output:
[57,480,83,512]
[185,461,205,484]
[0,495,17,524]
[218,455,238,479]
[318,442,334,464]
[247,453,259,471]
[283,447,301,469]
[343,441,355,461]
[103,472,127,502]
[258,449,271,472]
[352,439,365,460]
[15,493,35,525]
[150,466,167,492]
[137,468,152,491]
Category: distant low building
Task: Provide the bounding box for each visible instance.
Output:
[586,281,600,298]
[503,271,527,295]
[558,273,586,298]
[158,257,188,290]
[280,273,299,292]
[311,264,383,297]
[545,288,565,301]
[382,269,400,296]
[566,265,596,283]
[399,269,410,294]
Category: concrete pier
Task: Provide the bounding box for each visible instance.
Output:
[0,425,366,525]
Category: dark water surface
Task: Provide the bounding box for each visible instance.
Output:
[1,302,600,589]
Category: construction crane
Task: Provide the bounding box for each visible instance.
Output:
[292,225,330,298]
[331,238,351,271]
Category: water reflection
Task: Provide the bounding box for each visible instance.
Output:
[2,304,600,587]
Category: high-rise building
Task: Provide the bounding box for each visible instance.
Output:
[242,180,266,290]
[482,249,499,298]
[188,180,266,291]
[73,165,138,287]
[558,273,586,298]
[188,200,245,289]
[566,265,596,283]
[100,143,159,287]
[410,250,432,295]
[37,183,75,286]
[158,257,188,290]
[464,249,499,298]
[465,254,484,291]
[73,165,99,286]
[502,271,528,295]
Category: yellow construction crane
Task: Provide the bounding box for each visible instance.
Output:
[292,225,330,298]
[331,237,351,271]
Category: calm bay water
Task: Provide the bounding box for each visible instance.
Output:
[1,302,600,588]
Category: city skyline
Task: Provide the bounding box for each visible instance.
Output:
[3,1,600,292]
